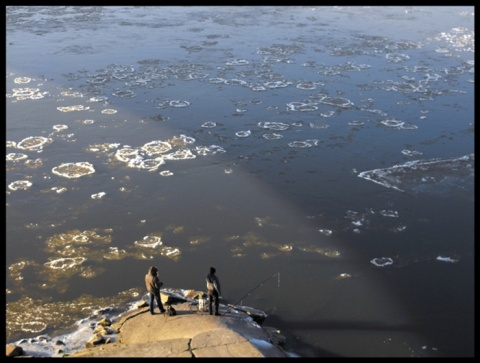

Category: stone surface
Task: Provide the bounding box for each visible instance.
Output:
[67,302,289,358]
[6,344,24,357]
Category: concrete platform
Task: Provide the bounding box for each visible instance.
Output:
[68,302,288,358]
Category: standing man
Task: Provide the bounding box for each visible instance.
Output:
[145,266,166,315]
[206,266,222,316]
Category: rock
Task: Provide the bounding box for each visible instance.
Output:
[85,333,105,348]
[6,345,23,357]
[136,301,148,308]
[184,289,205,300]
[68,302,290,357]
[93,326,110,335]
[263,326,287,346]
[6,344,24,357]
[97,317,112,327]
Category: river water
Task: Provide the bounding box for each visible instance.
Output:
[6,6,474,357]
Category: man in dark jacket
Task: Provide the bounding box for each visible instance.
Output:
[206,267,222,316]
[145,266,166,315]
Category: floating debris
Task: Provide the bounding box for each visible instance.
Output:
[318,229,333,236]
[52,162,95,178]
[8,180,33,191]
[17,136,53,151]
[371,257,394,267]
[436,256,459,263]
[358,154,474,195]
[91,192,106,200]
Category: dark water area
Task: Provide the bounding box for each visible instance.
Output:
[6,6,474,357]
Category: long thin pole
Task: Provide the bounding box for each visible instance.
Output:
[222,272,279,315]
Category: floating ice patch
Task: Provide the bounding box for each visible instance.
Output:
[169,100,190,107]
[6,153,28,161]
[235,130,251,137]
[186,72,207,80]
[402,149,423,157]
[319,96,354,108]
[129,157,165,170]
[17,136,53,151]
[264,80,289,88]
[51,186,67,194]
[436,256,459,263]
[265,105,279,111]
[358,154,474,197]
[288,139,319,148]
[89,96,108,102]
[141,140,172,155]
[14,77,31,84]
[171,134,195,145]
[225,79,248,86]
[164,149,196,160]
[226,59,249,66]
[87,76,108,84]
[297,104,318,112]
[309,123,329,129]
[115,147,140,163]
[296,81,317,90]
[286,101,313,111]
[160,170,173,176]
[320,111,335,118]
[386,53,410,63]
[251,85,267,91]
[371,257,394,267]
[52,162,95,178]
[258,121,289,131]
[8,87,48,100]
[45,257,86,270]
[53,124,68,132]
[208,77,226,84]
[20,321,47,335]
[262,133,283,140]
[91,192,106,200]
[399,123,418,130]
[380,119,405,128]
[57,105,89,112]
[195,145,226,155]
[201,121,217,128]
[163,247,181,258]
[348,120,365,126]
[336,273,352,279]
[101,108,117,114]
[379,210,399,218]
[318,229,333,236]
[134,235,163,249]
[8,180,33,191]
[61,91,83,97]
[112,89,135,98]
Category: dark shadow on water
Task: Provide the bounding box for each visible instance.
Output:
[273,317,417,331]
[267,316,418,358]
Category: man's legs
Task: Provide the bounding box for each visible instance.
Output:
[155,292,165,313]
[214,291,220,315]
[209,293,213,315]
[149,293,155,315]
